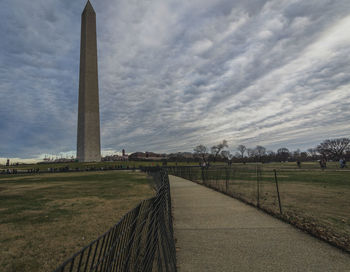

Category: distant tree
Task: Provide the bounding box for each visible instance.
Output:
[307,148,318,157]
[194,145,209,164]
[211,140,228,162]
[266,150,275,156]
[254,145,266,162]
[316,138,350,160]
[247,148,256,158]
[221,150,233,165]
[255,145,266,157]
[300,152,309,160]
[266,150,276,162]
[237,145,247,158]
[293,149,301,158]
[234,152,242,158]
[277,148,290,161]
[221,150,231,160]
[277,147,289,154]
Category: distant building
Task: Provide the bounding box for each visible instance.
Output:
[102,154,128,162]
[129,152,167,160]
[129,152,146,160]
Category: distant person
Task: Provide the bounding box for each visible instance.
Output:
[297,161,301,168]
[340,158,347,168]
[319,158,327,170]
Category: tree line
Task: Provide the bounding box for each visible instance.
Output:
[190,138,350,164]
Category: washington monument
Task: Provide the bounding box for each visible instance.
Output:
[77,0,101,162]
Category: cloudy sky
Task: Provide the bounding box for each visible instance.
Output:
[1,0,350,160]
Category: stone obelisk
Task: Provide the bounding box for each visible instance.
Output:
[77,0,101,162]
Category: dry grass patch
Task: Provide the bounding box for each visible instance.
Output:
[0,170,154,272]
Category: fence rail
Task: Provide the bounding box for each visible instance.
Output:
[54,168,176,272]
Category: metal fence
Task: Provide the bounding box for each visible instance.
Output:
[168,165,283,214]
[54,168,177,272]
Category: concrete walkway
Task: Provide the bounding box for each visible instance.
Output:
[169,175,350,272]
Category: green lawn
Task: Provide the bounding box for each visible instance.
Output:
[0,171,154,272]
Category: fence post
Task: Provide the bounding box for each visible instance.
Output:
[256,165,260,208]
[201,167,205,184]
[123,205,141,271]
[231,167,235,196]
[225,168,229,193]
[273,169,283,214]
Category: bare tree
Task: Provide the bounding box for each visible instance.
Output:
[277,147,290,154]
[255,145,266,157]
[266,150,275,156]
[292,149,301,158]
[221,150,232,165]
[194,145,209,164]
[277,147,290,161]
[247,148,256,158]
[307,148,318,157]
[211,140,228,162]
[234,152,242,158]
[237,145,247,158]
[253,145,266,162]
[316,138,350,159]
[221,150,231,160]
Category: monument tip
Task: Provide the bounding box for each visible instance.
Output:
[83,0,95,14]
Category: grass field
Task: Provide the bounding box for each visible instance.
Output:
[1,161,345,175]
[234,161,348,170]
[0,170,155,272]
[0,161,201,173]
[170,164,350,252]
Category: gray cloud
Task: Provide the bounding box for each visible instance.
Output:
[1,0,350,159]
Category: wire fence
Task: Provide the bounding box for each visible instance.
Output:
[168,165,283,214]
[53,168,177,272]
[168,165,350,253]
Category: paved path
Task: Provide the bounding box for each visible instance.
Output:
[169,175,350,272]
